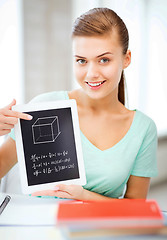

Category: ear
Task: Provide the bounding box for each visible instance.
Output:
[123,50,131,69]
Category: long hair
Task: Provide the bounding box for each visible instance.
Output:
[72,8,129,105]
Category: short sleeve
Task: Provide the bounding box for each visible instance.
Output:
[29,91,68,103]
[131,119,158,177]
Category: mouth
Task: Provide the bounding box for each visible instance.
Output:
[85,80,106,89]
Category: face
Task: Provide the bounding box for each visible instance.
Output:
[73,31,131,100]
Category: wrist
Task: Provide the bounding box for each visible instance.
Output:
[81,188,90,201]
[81,188,104,201]
[81,188,114,201]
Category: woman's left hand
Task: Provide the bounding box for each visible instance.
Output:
[31,184,85,200]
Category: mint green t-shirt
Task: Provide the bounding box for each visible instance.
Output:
[9,91,158,198]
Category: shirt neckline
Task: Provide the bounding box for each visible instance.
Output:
[80,111,138,153]
[64,90,138,153]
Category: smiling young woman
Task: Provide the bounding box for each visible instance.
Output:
[0,8,157,201]
[72,34,131,101]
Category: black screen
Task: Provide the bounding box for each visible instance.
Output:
[20,107,80,186]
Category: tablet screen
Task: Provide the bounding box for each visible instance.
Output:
[13,100,86,194]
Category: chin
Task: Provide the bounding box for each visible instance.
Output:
[86,91,109,100]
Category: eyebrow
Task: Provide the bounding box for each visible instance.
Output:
[74,52,114,59]
[97,52,114,58]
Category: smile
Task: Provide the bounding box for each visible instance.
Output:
[86,81,106,87]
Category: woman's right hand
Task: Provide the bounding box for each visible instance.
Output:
[0,99,32,136]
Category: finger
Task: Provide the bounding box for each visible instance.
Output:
[54,191,72,199]
[31,190,56,197]
[0,115,18,125]
[32,190,72,199]
[54,184,67,191]
[0,129,11,136]
[2,109,32,121]
[31,189,72,199]
[1,116,18,125]
[55,184,75,193]
[54,185,73,198]
[0,123,14,130]
[5,99,16,110]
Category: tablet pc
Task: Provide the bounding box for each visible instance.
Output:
[13,99,86,194]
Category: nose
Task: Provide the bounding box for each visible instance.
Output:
[86,62,100,80]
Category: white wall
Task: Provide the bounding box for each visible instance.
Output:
[0,0,24,146]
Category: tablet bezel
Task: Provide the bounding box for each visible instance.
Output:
[13,99,86,194]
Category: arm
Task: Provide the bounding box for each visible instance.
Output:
[0,137,18,179]
[32,184,115,200]
[32,175,150,200]
[124,175,150,199]
[0,100,32,178]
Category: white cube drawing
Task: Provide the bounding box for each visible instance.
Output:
[32,116,61,144]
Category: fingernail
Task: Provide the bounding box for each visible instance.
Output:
[55,186,59,191]
[27,115,33,120]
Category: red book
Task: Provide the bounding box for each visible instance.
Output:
[56,199,163,229]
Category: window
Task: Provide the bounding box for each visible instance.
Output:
[0,0,23,145]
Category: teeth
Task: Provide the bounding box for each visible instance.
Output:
[87,81,103,87]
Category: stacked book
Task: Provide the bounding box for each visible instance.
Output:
[56,199,167,239]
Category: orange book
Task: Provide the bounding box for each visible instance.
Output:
[56,199,164,229]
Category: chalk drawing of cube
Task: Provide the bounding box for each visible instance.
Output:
[32,116,61,144]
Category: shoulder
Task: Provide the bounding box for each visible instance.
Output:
[134,110,157,139]
[130,110,158,177]
[135,110,157,129]
[29,91,69,103]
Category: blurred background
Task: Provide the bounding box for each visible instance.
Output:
[0,0,166,209]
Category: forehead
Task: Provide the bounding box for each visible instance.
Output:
[72,31,122,56]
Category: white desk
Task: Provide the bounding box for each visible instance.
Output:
[0,193,167,240]
[0,226,63,240]
[0,193,65,240]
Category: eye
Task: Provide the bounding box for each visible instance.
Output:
[100,58,110,64]
[76,59,87,65]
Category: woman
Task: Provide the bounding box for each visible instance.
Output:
[0,8,157,200]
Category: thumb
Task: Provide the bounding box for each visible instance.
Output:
[5,99,16,110]
[54,184,67,191]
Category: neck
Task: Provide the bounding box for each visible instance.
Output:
[78,89,123,113]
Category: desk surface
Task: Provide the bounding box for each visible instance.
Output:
[0,193,167,240]
[0,193,63,226]
[0,193,66,240]
[0,227,167,240]
[0,227,62,240]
